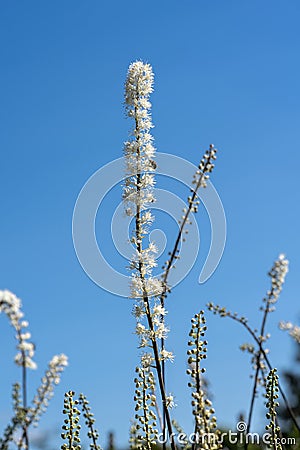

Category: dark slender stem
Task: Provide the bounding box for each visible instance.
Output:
[160,158,212,300]
[133,101,176,450]
[247,371,258,434]
[22,364,27,411]
[161,310,166,450]
[247,294,272,434]
[159,154,213,450]
[225,313,300,433]
[143,300,176,450]
[18,429,29,450]
[17,330,29,450]
[152,389,163,431]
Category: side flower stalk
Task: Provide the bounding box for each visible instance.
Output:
[207,254,300,433]
[265,369,282,450]
[187,312,221,450]
[27,354,68,427]
[133,366,158,450]
[0,290,68,449]
[160,145,217,304]
[279,321,300,344]
[246,254,288,432]
[159,145,217,446]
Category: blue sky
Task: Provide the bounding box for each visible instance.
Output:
[0,0,300,447]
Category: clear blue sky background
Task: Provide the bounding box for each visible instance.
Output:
[0,0,300,447]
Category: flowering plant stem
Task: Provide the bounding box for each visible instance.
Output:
[247,303,271,435]
[209,307,300,433]
[265,369,282,450]
[124,61,176,450]
[247,259,288,435]
[239,316,299,432]
[160,145,217,305]
[78,394,101,450]
[18,334,29,450]
[159,145,217,448]
[135,171,176,449]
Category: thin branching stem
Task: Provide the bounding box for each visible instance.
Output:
[222,312,300,432]
[79,394,100,450]
[160,152,215,303]
[159,147,216,449]
[18,329,29,450]
[247,296,272,434]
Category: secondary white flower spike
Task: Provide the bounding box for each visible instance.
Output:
[270,254,289,294]
[28,353,68,426]
[0,289,37,369]
[279,321,300,344]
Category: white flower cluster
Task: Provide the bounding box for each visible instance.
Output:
[130,243,158,276]
[266,254,289,307]
[0,289,36,369]
[131,276,164,299]
[134,303,173,358]
[123,61,155,214]
[28,353,68,426]
[165,394,176,409]
[279,321,300,344]
[123,62,161,300]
